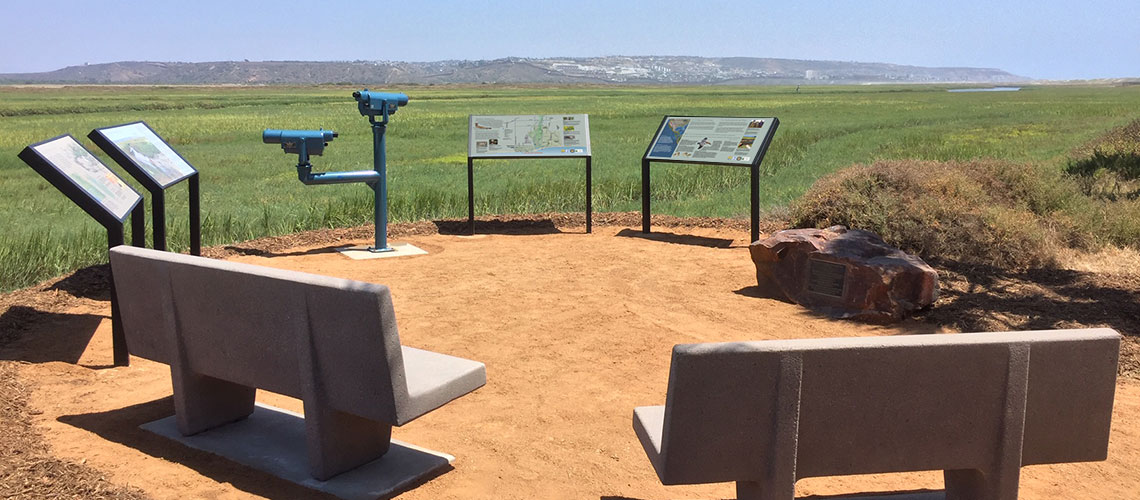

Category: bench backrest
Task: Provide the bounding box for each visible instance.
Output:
[656,330,1119,484]
[109,245,409,425]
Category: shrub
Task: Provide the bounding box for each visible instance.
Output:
[1066,120,1140,200]
[789,160,1090,269]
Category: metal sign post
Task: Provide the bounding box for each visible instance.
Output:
[18,135,146,366]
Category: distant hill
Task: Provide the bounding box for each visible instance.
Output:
[0,56,1027,85]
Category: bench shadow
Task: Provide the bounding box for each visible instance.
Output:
[48,264,111,300]
[615,228,737,248]
[0,306,105,366]
[59,398,339,500]
[434,218,565,235]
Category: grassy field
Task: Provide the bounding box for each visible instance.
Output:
[1,84,1139,291]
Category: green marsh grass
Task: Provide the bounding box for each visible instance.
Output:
[2,84,1139,290]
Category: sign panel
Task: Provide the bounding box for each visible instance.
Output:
[468,114,591,157]
[645,116,776,165]
[29,136,142,221]
[94,122,197,188]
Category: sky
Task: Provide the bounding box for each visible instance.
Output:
[0,0,1136,80]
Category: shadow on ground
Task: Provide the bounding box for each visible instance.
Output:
[0,307,105,366]
[49,264,111,300]
[921,259,1140,337]
[59,398,339,500]
[434,218,564,235]
[732,285,789,301]
[615,228,736,248]
[222,245,343,258]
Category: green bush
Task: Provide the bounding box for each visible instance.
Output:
[789,160,1092,268]
[1066,150,1140,180]
[1066,120,1140,200]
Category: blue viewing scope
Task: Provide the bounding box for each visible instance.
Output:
[262,129,337,157]
[353,90,409,117]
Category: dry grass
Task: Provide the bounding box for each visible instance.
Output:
[789,159,1088,269]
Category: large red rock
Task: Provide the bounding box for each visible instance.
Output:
[749,226,938,322]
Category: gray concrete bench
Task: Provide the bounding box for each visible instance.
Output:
[109,246,486,481]
[634,329,1120,500]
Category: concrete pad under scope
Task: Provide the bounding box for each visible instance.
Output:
[336,243,428,260]
[141,404,453,500]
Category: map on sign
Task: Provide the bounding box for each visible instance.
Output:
[97,122,196,187]
[31,136,141,221]
[469,114,591,157]
[646,116,776,165]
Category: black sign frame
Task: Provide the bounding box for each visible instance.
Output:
[466,156,592,234]
[640,115,780,243]
[19,134,143,227]
[89,121,201,255]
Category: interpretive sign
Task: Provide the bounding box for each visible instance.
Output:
[20,135,142,223]
[468,114,591,157]
[466,114,593,233]
[645,116,776,165]
[89,122,202,255]
[92,122,197,188]
[641,115,780,242]
[18,134,145,367]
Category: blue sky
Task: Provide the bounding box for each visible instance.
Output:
[1,0,1136,80]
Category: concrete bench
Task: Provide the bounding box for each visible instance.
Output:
[108,246,486,481]
[633,329,1120,500]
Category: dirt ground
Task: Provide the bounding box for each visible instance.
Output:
[1,213,1138,499]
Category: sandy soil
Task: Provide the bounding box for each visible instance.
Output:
[2,219,1138,499]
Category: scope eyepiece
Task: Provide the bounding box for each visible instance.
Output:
[262,128,337,163]
[354,89,409,117]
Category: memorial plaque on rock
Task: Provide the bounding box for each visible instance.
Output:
[749,226,938,322]
[807,259,846,298]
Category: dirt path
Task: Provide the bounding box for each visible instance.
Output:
[2,220,1138,499]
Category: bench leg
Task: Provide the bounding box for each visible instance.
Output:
[735,355,803,500]
[737,480,794,500]
[944,467,1019,500]
[171,368,256,436]
[303,402,393,481]
[944,343,1029,500]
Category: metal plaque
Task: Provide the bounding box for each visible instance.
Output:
[807,259,847,298]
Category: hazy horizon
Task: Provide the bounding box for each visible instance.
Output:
[1,0,1136,80]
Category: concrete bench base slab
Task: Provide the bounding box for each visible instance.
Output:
[797,494,942,500]
[336,243,428,260]
[142,403,453,500]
